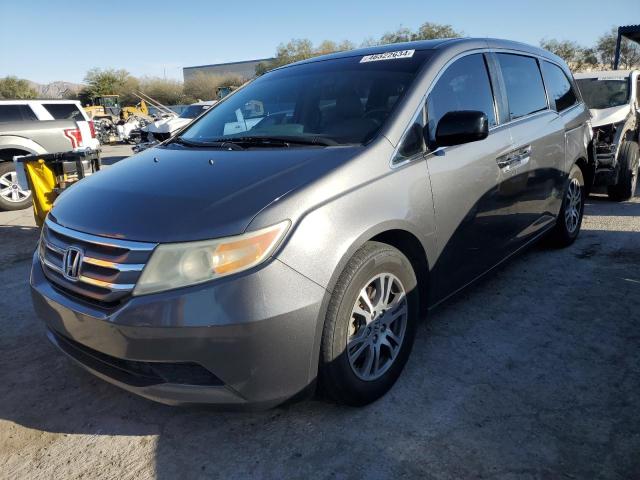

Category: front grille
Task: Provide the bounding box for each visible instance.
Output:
[39,218,157,305]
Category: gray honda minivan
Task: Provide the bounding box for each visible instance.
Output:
[31,38,591,408]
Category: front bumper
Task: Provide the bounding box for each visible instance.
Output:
[30,253,327,408]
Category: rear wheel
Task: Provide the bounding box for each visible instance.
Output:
[0,162,31,211]
[319,242,419,406]
[548,164,585,248]
[607,140,639,201]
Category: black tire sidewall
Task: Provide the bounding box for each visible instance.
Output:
[0,162,31,211]
[321,242,419,405]
[608,141,639,201]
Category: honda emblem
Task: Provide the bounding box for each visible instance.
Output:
[63,246,83,281]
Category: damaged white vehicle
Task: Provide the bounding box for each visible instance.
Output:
[575,70,639,200]
[143,101,216,142]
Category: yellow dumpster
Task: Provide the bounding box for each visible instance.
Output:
[13,150,101,227]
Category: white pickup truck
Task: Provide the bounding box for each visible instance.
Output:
[575,70,639,200]
[0,100,98,210]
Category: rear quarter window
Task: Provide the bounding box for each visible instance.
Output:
[541,61,577,112]
[0,104,38,123]
[43,103,86,122]
[497,53,548,120]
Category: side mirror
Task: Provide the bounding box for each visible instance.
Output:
[434,110,489,148]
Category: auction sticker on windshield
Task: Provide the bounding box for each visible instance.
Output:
[360,50,415,63]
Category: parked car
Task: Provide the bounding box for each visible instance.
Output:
[0,118,88,210]
[143,101,216,142]
[574,70,639,200]
[31,38,591,408]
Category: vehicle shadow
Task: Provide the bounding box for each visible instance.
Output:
[1,218,639,478]
[585,181,640,216]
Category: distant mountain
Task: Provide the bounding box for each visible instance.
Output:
[28,81,83,99]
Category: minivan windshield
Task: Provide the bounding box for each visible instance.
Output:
[576,77,630,110]
[178,50,433,146]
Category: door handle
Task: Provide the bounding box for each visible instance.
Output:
[497,145,531,172]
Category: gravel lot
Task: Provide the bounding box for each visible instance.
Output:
[1,146,638,479]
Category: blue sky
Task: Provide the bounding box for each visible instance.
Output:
[0,0,636,84]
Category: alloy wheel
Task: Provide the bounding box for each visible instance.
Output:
[347,273,408,381]
[0,171,31,203]
[564,177,582,234]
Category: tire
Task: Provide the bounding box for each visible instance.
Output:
[607,140,639,201]
[319,241,419,406]
[548,164,585,248]
[0,162,32,211]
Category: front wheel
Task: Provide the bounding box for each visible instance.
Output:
[319,242,419,406]
[548,164,585,247]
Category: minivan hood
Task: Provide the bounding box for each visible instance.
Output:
[51,145,360,243]
[589,104,630,128]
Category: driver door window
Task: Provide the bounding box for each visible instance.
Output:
[426,54,497,144]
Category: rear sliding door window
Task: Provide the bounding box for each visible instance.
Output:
[497,54,547,120]
[541,61,577,112]
[43,103,86,122]
[426,53,497,143]
[0,105,38,122]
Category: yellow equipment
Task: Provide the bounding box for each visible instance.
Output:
[14,151,101,226]
[84,95,149,123]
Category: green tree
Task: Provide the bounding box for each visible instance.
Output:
[414,22,461,40]
[379,27,414,44]
[139,77,184,105]
[595,27,640,69]
[539,38,597,71]
[0,76,38,99]
[80,68,140,105]
[256,38,356,75]
[378,22,462,45]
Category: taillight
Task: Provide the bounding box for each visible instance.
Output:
[63,128,82,149]
[89,121,96,138]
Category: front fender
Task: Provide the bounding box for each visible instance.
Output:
[272,158,437,292]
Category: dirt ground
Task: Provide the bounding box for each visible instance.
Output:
[0,146,638,479]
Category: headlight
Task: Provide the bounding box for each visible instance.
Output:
[133,220,290,296]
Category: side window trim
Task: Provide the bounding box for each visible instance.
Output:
[484,52,510,125]
[537,57,553,112]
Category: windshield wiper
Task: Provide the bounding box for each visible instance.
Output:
[207,135,338,148]
[169,136,245,150]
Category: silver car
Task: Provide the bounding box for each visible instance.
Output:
[31,38,591,408]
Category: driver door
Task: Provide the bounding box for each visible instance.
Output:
[424,53,517,302]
